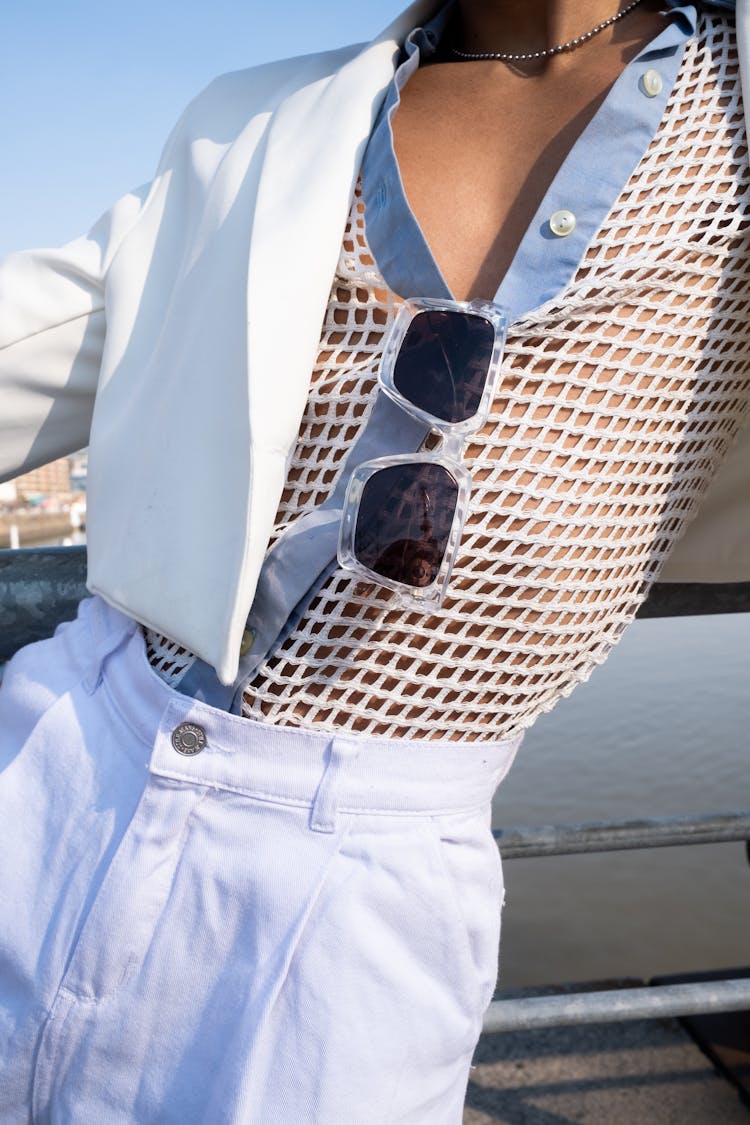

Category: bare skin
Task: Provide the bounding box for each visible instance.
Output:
[391,0,670,301]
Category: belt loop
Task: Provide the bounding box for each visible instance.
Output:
[310,737,361,834]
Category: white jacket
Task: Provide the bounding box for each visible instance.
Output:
[1,0,749,683]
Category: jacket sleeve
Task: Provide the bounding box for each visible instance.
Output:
[0,181,152,484]
[0,49,359,487]
[0,67,284,486]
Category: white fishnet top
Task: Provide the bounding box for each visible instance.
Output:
[146,14,750,741]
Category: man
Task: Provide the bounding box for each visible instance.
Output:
[0,2,747,1120]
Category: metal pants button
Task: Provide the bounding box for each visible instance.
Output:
[171,722,207,756]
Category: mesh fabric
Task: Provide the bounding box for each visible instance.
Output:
[146,13,750,740]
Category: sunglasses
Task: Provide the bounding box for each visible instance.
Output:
[338,297,508,611]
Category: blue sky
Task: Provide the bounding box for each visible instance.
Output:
[0,1,408,257]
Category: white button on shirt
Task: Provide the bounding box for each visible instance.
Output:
[640,69,664,97]
[549,209,577,237]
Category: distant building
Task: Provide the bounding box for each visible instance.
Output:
[14,457,72,501]
[0,480,17,505]
[69,451,88,493]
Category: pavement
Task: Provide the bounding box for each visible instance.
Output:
[463,987,749,1124]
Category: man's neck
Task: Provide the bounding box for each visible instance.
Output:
[453,0,647,57]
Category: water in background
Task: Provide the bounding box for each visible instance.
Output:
[492,613,750,988]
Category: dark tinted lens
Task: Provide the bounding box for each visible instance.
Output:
[393,309,494,424]
[354,463,459,589]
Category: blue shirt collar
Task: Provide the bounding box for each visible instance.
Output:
[362,0,714,313]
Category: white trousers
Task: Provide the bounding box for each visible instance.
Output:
[0,597,520,1124]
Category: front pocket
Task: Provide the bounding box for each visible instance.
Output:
[56,776,208,1002]
[425,806,505,1013]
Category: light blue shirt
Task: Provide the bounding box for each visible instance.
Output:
[360,0,730,321]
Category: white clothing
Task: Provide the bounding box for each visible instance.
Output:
[0,595,519,1123]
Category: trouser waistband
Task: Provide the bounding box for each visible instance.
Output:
[77,596,521,818]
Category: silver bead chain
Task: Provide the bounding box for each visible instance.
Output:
[450,0,646,62]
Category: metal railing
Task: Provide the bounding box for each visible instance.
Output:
[485,977,750,1032]
[488,810,750,1030]
[2,546,749,1032]
[0,546,88,661]
[495,810,750,858]
[2,546,750,663]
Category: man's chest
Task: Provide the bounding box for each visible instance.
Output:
[389,23,665,301]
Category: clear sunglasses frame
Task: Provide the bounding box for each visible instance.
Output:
[338,296,508,611]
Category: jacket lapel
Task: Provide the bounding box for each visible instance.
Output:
[245,0,444,452]
[234,1,444,645]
